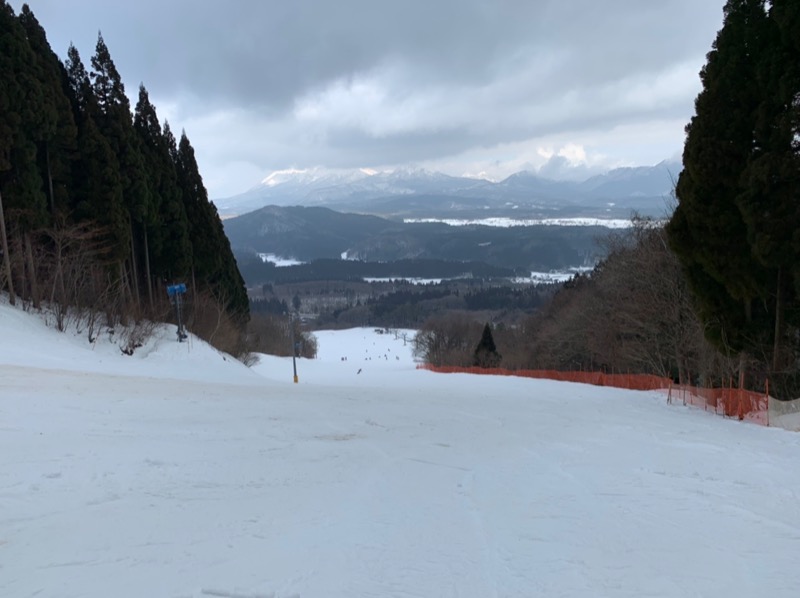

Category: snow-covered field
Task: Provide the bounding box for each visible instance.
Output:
[403,217,635,228]
[2,302,800,598]
[257,253,305,267]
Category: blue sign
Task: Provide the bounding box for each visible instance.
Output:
[166,283,187,297]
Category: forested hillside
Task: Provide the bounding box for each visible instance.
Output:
[224,204,603,271]
[0,2,248,334]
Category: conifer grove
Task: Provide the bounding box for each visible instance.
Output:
[667,0,799,395]
[0,2,248,335]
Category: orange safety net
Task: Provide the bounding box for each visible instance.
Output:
[664,384,769,426]
[417,364,770,426]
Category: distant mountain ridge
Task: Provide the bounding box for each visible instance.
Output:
[216,161,681,219]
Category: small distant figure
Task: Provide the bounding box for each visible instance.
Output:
[357,368,362,374]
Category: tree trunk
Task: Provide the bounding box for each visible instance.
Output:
[772,266,785,373]
[143,224,153,309]
[24,232,40,309]
[51,237,67,305]
[738,352,747,390]
[128,218,140,306]
[0,190,16,306]
[45,143,55,216]
[117,260,128,324]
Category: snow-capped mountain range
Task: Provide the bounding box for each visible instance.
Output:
[215,161,682,219]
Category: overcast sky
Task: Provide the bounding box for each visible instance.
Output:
[11,0,724,198]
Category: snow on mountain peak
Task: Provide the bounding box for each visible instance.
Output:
[258,167,374,190]
[261,168,309,187]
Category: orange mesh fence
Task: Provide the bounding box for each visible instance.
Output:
[664,384,769,426]
[417,364,770,426]
[417,364,670,391]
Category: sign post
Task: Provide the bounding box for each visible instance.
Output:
[166,283,188,342]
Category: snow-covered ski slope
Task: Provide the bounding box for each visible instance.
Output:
[2,301,800,598]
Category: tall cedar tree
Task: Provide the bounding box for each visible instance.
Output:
[667,0,771,355]
[738,0,800,370]
[0,1,53,307]
[0,0,26,303]
[90,33,149,287]
[64,44,126,262]
[0,1,48,230]
[667,0,800,389]
[174,131,249,321]
[18,5,78,218]
[64,44,94,119]
[134,85,192,302]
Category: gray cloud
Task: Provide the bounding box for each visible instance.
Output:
[13,0,725,197]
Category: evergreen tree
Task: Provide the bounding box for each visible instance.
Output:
[0,2,18,173]
[667,0,800,390]
[89,33,149,296]
[134,85,192,298]
[89,33,126,114]
[174,131,248,321]
[474,322,502,368]
[18,4,78,218]
[64,44,95,120]
[737,0,800,369]
[666,0,772,356]
[0,1,48,229]
[0,0,26,303]
[73,116,126,257]
[63,43,126,263]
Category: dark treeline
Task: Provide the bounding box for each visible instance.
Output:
[368,287,452,320]
[463,286,547,311]
[250,296,290,316]
[236,255,517,284]
[0,3,248,349]
[366,285,553,328]
[313,280,556,329]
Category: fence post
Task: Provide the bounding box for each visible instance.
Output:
[737,386,744,421]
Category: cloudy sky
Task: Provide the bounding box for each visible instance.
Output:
[11,0,724,198]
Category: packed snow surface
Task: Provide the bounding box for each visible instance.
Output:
[2,303,800,597]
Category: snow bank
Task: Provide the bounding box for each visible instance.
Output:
[0,298,257,384]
